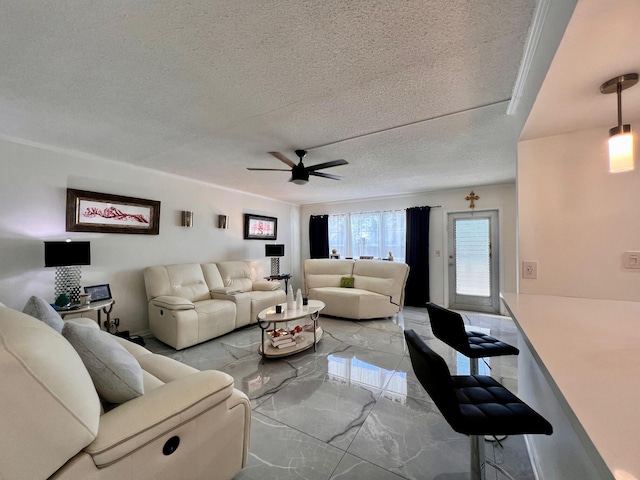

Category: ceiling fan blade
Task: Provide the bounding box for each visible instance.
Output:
[309,171,343,180]
[269,151,297,168]
[246,168,291,171]
[305,159,348,172]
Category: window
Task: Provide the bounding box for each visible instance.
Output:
[328,210,406,262]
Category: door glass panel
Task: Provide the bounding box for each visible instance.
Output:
[455,218,490,297]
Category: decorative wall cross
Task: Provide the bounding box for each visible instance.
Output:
[466,191,479,209]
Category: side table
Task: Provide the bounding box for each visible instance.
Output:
[264,274,291,291]
[58,299,115,332]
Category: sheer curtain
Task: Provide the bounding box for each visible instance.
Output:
[405,206,430,306]
[328,214,348,257]
[329,210,405,260]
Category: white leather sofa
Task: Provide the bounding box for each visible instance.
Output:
[0,302,250,480]
[303,259,410,319]
[144,261,286,349]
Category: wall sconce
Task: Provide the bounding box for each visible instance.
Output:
[600,73,638,173]
[218,214,228,229]
[182,210,193,227]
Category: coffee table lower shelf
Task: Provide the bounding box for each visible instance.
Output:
[259,326,324,358]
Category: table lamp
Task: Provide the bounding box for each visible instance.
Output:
[44,240,91,305]
[265,244,284,275]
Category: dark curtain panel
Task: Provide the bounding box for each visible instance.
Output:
[405,206,430,306]
[309,215,329,259]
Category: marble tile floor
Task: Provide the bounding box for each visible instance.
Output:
[145,306,535,480]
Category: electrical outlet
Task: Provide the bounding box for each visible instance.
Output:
[522,261,538,279]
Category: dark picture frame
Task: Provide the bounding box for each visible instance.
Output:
[83,284,112,302]
[66,189,161,235]
[244,214,277,240]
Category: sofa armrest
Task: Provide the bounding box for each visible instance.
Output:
[85,370,235,466]
[151,296,195,310]
[252,281,281,292]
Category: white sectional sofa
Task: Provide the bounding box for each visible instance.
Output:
[303,259,410,319]
[0,302,250,480]
[144,261,286,350]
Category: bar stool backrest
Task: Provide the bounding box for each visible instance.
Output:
[404,329,462,425]
[426,302,469,352]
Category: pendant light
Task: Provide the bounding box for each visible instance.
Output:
[600,73,638,173]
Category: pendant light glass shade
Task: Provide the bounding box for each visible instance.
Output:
[600,73,638,173]
[608,129,634,173]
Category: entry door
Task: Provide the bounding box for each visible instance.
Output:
[447,210,499,313]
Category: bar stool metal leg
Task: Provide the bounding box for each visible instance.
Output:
[470,435,486,480]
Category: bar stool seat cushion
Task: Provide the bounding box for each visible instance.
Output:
[463,331,519,359]
[452,375,552,435]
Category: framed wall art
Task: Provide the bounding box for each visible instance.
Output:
[244,214,277,240]
[66,189,161,235]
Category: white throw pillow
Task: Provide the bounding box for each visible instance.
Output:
[23,295,64,333]
[62,321,144,403]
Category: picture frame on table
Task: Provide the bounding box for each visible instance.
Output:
[244,213,277,240]
[66,188,161,235]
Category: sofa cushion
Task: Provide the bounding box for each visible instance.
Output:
[144,264,210,302]
[340,276,355,288]
[151,296,195,310]
[303,259,355,292]
[1,308,101,480]
[22,295,64,333]
[253,281,281,291]
[217,261,255,292]
[62,321,144,404]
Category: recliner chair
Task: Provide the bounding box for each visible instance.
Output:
[0,303,251,480]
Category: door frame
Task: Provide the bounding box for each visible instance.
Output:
[444,209,502,314]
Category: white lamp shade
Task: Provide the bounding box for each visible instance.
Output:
[608,132,634,173]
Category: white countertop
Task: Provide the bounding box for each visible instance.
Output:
[502,293,640,480]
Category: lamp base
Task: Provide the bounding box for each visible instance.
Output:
[54,265,82,304]
[270,257,280,276]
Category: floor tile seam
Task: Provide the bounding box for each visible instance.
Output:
[333,451,410,480]
[251,410,350,456]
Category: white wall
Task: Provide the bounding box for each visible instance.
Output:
[0,138,300,334]
[300,184,516,311]
[517,127,640,301]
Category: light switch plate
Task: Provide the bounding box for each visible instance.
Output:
[522,261,538,279]
[623,251,640,269]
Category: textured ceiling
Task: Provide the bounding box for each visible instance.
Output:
[0,1,536,205]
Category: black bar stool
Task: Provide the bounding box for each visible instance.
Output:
[426,302,519,375]
[404,329,552,480]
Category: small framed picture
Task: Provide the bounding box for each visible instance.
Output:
[244,214,277,240]
[66,189,161,235]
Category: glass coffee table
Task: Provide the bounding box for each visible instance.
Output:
[257,300,325,359]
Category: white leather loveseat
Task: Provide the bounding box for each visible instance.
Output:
[0,302,250,480]
[303,259,410,319]
[144,260,286,349]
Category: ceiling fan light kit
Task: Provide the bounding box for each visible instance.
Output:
[600,73,638,173]
[247,149,348,185]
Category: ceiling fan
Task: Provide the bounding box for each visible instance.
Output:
[247,150,348,185]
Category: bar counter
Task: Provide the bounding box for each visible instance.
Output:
[502,293,640,480]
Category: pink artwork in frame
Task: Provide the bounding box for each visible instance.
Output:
[66,189,161,235]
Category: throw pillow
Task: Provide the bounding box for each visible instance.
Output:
[340,276,355,288]
[23,295,64,333]
[62,321,144,404]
